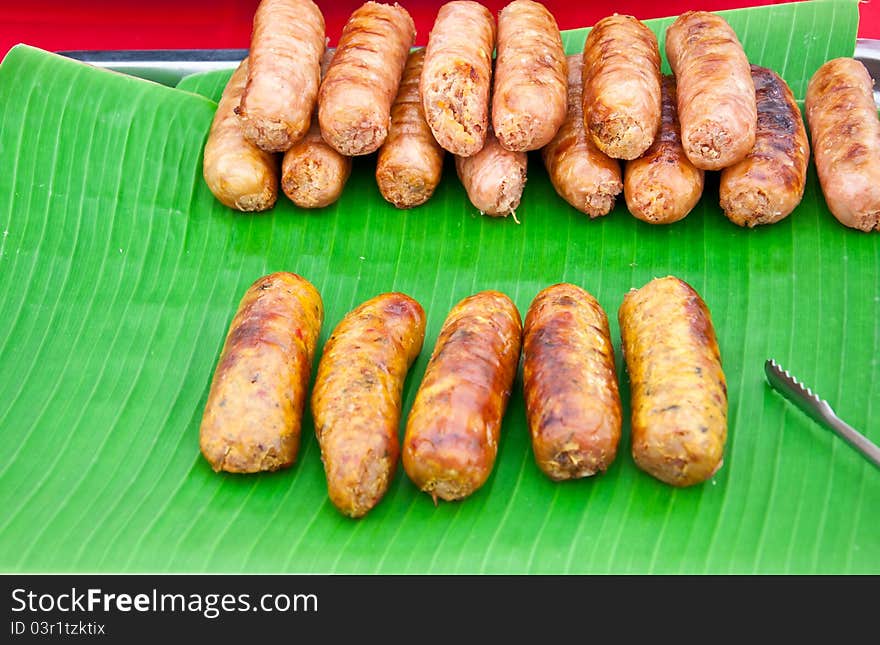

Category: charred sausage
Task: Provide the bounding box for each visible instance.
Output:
[200,272,323,473]
[311,293,426,518]
[618,276,727,487]
[523,283,621,480]
[720,65,809,227]
[403,291,522,502]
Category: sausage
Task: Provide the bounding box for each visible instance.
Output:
[492,0,567,152]
[421,1,496,157]
[318,2,415,157]
[665,11,756,170]
[618,276,727,487]
[236,0,325,152]
[542,54,622,218]
[455,128,528,217]
[311,293,426,518]
[203,58,278,212]
[281,50,352,209]
[720,65,809,227]
[375,49,446,209]
[523,283,621,480]
[402,291,522,502]
[582,14,661,160]
[624,75,704,224]
[200,272,323,473]
[805,57,880,232]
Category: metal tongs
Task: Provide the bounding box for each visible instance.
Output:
[765,359,880,469]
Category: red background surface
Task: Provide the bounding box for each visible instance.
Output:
[1,0,877,58]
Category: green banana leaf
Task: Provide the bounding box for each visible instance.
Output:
[1,0,876,574]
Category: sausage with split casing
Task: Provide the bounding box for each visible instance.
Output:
[624,74,704,224]
[492,0,567,152]
[805,57,880,232]
[237,0,325,152]
[618,276,727,487]
[421,1,496,157]
[720,65,809,227]
[318,1,415,156]
[200,272,323,473]
[665,11,756,170]
[582,13,661,160]
[203,58,278,212]
[376,48,446,209]
[523,283,621,480]
[403,291,522,502]
[542,54,622,218]
[311,293,426,518]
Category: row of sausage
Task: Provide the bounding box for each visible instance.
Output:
[199,274,728,518]
[201,0,880,231]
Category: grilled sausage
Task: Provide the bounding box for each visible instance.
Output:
[624,74,704,224]
[237,0,325,152]
[523,284,621,480]
[281,50,352,208]
[311,293,426,518]
[720,65,809,227]
[376,49,446,208]
[421,1,496,157]
[805,57,880,232]
[492,0,567,152]
[200,272,323,473]
[403,291,522,502]
[618,276,727,487]
[203,58,278,212]
[582,14,661,160]
[666,11,756,170]
[542,54,622,218]
[455,128,528,217]
[318,1,416,156]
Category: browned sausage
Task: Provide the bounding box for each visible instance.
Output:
[492,0,568,152]
[666,11,756,170]
[402,291,522,502]
[311,293,426,518]
[200,272,323,473]
[376,49,446,209]
[204,59,279,212]
[421,1,496,157]
[542,54,622,218]
[624,74,704,224]
[523,283,621,480]
[582,14,661,160]
[237,0,325,152]
[618,276,727,487]
[318,2,416,156]
[806,57,880,232]
[455,128,528,217]
[720,65,809,227]
[281,50,352,209]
